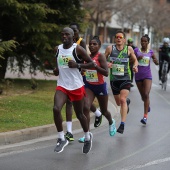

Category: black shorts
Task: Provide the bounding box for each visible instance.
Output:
[110,80,131,95]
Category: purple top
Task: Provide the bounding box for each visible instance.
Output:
[134,47,154,80]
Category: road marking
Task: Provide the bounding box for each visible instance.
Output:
[92,130,170,170]
[120,157,170,170]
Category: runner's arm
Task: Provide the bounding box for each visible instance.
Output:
[128,46,138,73]
[68,45,94,69]
[96,53,108,77]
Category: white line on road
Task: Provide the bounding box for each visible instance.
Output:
[120,157,170,170]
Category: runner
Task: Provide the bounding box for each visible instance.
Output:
[105,30,138,134]
[127,38,136,87]
[134,34,158,124]
[78,36,117,143]
[64,23,102,142]
[53,27,95,154]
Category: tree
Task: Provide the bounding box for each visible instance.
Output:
[0,0,86,80]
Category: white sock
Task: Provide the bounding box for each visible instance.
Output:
[84,132,90,141]
[66,121,72,133]
[58,131,65,141]
[94,108,101,117]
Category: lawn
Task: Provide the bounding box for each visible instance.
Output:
[0,79,69,132]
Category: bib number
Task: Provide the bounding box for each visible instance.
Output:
[58,55,72,68]
[86,70,98,82]
[139,56,150,66]
[112,64,124,76]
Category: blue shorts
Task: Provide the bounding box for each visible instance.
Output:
[84,82,108,96]
[110,80,131,95]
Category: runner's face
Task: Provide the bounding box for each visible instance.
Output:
[115,33,125,45]
[141,37,148,49]
[61,29,73,45]
[70,25,79,39]
[89,39,100,54]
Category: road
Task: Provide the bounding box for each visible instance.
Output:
[1,61,170,170]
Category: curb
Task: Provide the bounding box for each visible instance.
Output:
[0,99,119,146]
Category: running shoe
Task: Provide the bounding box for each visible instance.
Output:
[126,98,131,114]
[109,119,117,136]
[65,131,74,142]
[54,138,69,153]
[141,118,147,125]
[94,114,102,127]
[78,136,85,143]
[117,124,124,134]
[82,132,93,154]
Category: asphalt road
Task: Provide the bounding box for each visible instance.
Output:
[1,61,170,170]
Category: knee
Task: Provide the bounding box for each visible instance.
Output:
[76,113,84,120]
[53,105,60,114]
[142,93,149,101]
[119,97,126,105]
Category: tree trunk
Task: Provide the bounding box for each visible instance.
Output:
[0,56,8,80]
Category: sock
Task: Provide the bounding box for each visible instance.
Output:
[84,132,90,141]
[58,131,65,141]
[144,114,148,119]
[66,121,72,133]
[120,122,125,125]
[94,108,101,117]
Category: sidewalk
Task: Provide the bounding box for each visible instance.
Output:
[0,99,119,146]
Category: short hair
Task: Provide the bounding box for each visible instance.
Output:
[141,34,150,43]
[115,30,126,38]
[90,36,101,45]
[69,22,80,30]
[127,38,133,43]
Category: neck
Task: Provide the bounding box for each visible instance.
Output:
[141,47,147,52]
[63,43,73,49]
[116,44,124,51]
[90,52,98,57]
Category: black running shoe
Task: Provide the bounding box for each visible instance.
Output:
[82,132,93,154]
[126,98,131,114]
[65,131,74,142]
[117,124,124,134]
[141,118,147,125]
[94,115,102,127]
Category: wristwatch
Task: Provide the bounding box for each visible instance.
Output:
[77,63,81,69]
[93,62,97,68]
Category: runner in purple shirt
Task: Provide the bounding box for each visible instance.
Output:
[134,34,158,125]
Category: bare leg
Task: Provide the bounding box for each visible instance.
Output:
[53,90,67,132]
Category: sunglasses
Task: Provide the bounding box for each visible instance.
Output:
[115,35,124,39]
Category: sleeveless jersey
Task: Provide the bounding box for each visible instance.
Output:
[134,47,154,80]
[108,45,131,81]
[85,53,104,85]
[76,37,83,45]
[56,43,84,90]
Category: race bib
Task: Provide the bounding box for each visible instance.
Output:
[86,70,98,82]
[58,55,72,68]
[112,64,124,76]
[138,56,150,66]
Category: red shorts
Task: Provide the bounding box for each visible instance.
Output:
[56,86,86,101]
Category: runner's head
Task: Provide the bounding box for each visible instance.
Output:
[89,36,101,54]
[69,23,80,40]
[114,30,126,45]
[127,38,133,46]
[141,34,150,49]
[61,27,74,46]
[163,37,170,47]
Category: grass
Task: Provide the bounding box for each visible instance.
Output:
[0,79,69,132]
[0,78,99,133]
